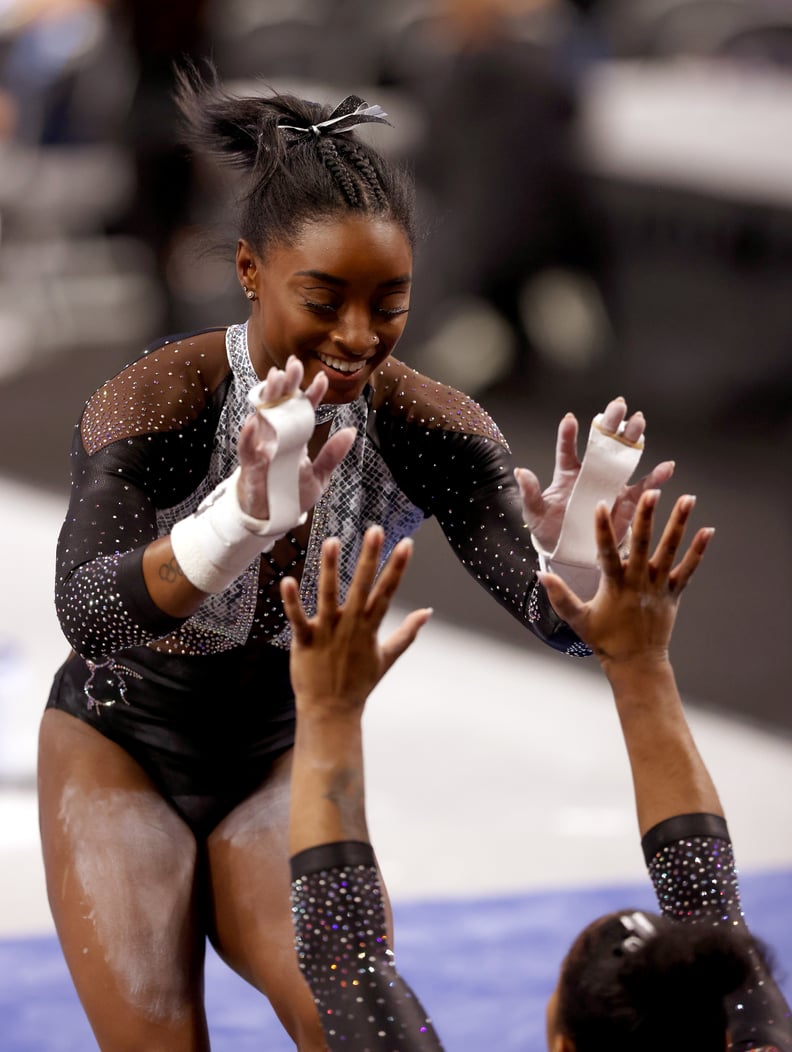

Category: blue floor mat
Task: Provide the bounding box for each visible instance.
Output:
[3,870,790,1051]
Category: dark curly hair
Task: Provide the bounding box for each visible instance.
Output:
[556,909,759,1052]
[173,62,416,260]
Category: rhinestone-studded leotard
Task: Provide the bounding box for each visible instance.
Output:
[291,842,445,1051]
[48,323,583,834]
[290,816,791,1051]
[642,813,791,1052]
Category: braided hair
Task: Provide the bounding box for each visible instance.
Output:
[174,62,415,259]
[556,910,757,1052]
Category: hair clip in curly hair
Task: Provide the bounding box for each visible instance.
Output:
[279,95,391,138]
[618,912,657,954]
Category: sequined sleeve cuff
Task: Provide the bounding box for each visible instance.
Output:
[290,840,375,881]
[641,812,730,864]
[116,547,191,634]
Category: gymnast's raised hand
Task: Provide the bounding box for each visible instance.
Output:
[282,527,432,724]
[238,355,356,523]
[539,489,712,671]
[147,356,356,615]
[515,397,675,557]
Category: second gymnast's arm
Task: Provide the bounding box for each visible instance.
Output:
[609,658,792,1051]
[286,534,444,1052]
[593,542,792,1047]
[545,492,792,1050]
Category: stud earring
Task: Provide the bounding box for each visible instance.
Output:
[242,286,256,301]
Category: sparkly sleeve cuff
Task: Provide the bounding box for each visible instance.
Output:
[116,547,190,634]
[527,579,592,657]
[641,812,729,864]
[290,840,375,881]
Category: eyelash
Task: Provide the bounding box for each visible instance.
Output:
[303,301,335,314]
[303,301,409,318]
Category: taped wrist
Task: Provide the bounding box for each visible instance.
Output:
[533,413,644,600]
[170,467,278,594]
[247,389,316,537]
[171,388,316,594]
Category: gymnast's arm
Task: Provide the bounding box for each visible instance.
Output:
[372,370,672,655]
[283,529,444,1052]
[56,352,353,660]
[54,379,218,660]
[542,491,792,1052]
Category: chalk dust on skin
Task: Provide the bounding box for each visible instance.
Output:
[215,773,291,857]
[58,782,198,1024]
[209,768,296,958]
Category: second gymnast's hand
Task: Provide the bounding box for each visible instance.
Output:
[515,397,675,555]
[281,526,432,713]
[236,356,356,522]
[539,490,714,670]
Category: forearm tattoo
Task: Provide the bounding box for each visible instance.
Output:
[158,556,186,584]
[323,768,367,839]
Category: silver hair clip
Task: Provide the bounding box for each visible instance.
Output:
[279,95,391,138]
[619,911,657,954]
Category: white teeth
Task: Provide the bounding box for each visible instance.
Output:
[317,351,363,374]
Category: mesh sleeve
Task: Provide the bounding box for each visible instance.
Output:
[55,339,224,660]
[642,813,792,1052]
[290,841,445,1051]
[431,434,589,655]
[377,419,589,655]
[367,359,586,655]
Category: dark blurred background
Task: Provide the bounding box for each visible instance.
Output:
[0,0,789,733]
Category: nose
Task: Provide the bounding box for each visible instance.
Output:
[331,309,379,355]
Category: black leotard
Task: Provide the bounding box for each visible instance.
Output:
[290,815,792,1051]
[48,323,583,835]
[642,813,792,1052]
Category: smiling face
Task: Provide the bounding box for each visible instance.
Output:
[238,215,413,404]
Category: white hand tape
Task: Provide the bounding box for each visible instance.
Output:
[248,388,316,537]
[170,389,317,594]
[171,466,275,594]
[533,413,644,600]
